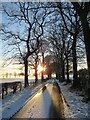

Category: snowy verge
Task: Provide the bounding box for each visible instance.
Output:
[1,82,47,119]
[57,81,90,119]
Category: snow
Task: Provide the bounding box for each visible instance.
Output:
[1,82,47,119]
[1,79,90,119]
[0,78,36,83]
[58,81,90,119]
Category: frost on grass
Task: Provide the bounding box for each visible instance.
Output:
[58,81,89,119]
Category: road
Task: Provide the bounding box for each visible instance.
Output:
[11,82,65,119]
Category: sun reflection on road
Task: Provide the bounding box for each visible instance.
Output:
[34,84,49,98]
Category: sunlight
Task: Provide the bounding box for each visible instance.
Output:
[37,65,46,74]
[37,65,44,73]
[34,91,42,98]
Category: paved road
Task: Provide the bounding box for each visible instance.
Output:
[11,82,65,119]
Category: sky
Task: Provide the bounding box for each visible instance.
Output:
[0,2,88,79]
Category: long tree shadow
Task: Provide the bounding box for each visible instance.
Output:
[49,82,65,119]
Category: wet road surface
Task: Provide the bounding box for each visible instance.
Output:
[11,82,65,119]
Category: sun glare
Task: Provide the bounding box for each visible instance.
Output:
[37,65,43,73]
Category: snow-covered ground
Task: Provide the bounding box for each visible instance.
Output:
[0,78,36,83]
[58,81,90,119]
[1,82,47,119]
[1,79,90,119]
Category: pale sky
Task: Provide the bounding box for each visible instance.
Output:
[0,2,88,79]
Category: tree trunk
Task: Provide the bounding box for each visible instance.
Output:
[41,71,44,82]
[41,52,44,82]
[80,13,90,79]
[55,62,61,80]
[48,74,50,79]
[85,41,90,86]
[80,14,90,98]
[66,57,70,83]
[35,64,38,83]
[71,3,90,96]
[56,72,61,80]
[62,60,65,81]
[35,55,38,83]
[48,74,51,79]
[72,33,78,87]
[61,53,65,82]
[56,73,58,79]
[24,59,29,88]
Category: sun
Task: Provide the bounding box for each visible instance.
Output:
[37,65,43,73]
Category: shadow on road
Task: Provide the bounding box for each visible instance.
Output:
[49,82,65,119]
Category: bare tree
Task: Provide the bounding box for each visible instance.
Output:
[57,3,82,87]
[48,23,67,81]
[39,39,49,82]
[44,55,53,79]
[64,35,72,83]
[28,50,40,83]
[71,2,90,91]
[1,3,47,87]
